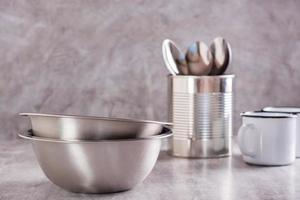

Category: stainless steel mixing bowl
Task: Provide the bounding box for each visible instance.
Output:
[20,113,172,140]
[19,127,172,194]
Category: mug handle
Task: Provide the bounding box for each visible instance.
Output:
[237,123,261,157]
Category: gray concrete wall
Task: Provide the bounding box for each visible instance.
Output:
[1,0,300,140]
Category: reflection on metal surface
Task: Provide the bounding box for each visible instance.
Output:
[67,144,94,188]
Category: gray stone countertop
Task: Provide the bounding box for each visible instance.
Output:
[1,139,299,200]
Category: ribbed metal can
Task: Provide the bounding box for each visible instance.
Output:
[168,75,235,158]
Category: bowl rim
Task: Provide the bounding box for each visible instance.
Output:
[19,113,173,126]
[18,128,172,143]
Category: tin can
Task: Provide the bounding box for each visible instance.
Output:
[168,75,235,158]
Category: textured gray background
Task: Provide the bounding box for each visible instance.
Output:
[0,0,300,140]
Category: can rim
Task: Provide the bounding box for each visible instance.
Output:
[167,74,235,79]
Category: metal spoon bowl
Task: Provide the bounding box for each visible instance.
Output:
[209,37,232,75]
[186,41,213,76]
[162,39,188,75]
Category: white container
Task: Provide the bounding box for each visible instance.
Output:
[262,107,300,158]
[238,112,296,166]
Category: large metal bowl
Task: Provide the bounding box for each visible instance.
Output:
[19,127,172,194]
[20,113,172,140]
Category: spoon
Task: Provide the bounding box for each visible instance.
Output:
[162,39,188,75]
[186,41,212,76]
[209,37,232,75]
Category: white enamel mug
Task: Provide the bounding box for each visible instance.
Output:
[263,107,300,158]
[238,112,296,166]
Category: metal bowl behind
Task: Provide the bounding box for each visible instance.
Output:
[20,113,172,140]
[19,127,172,194]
